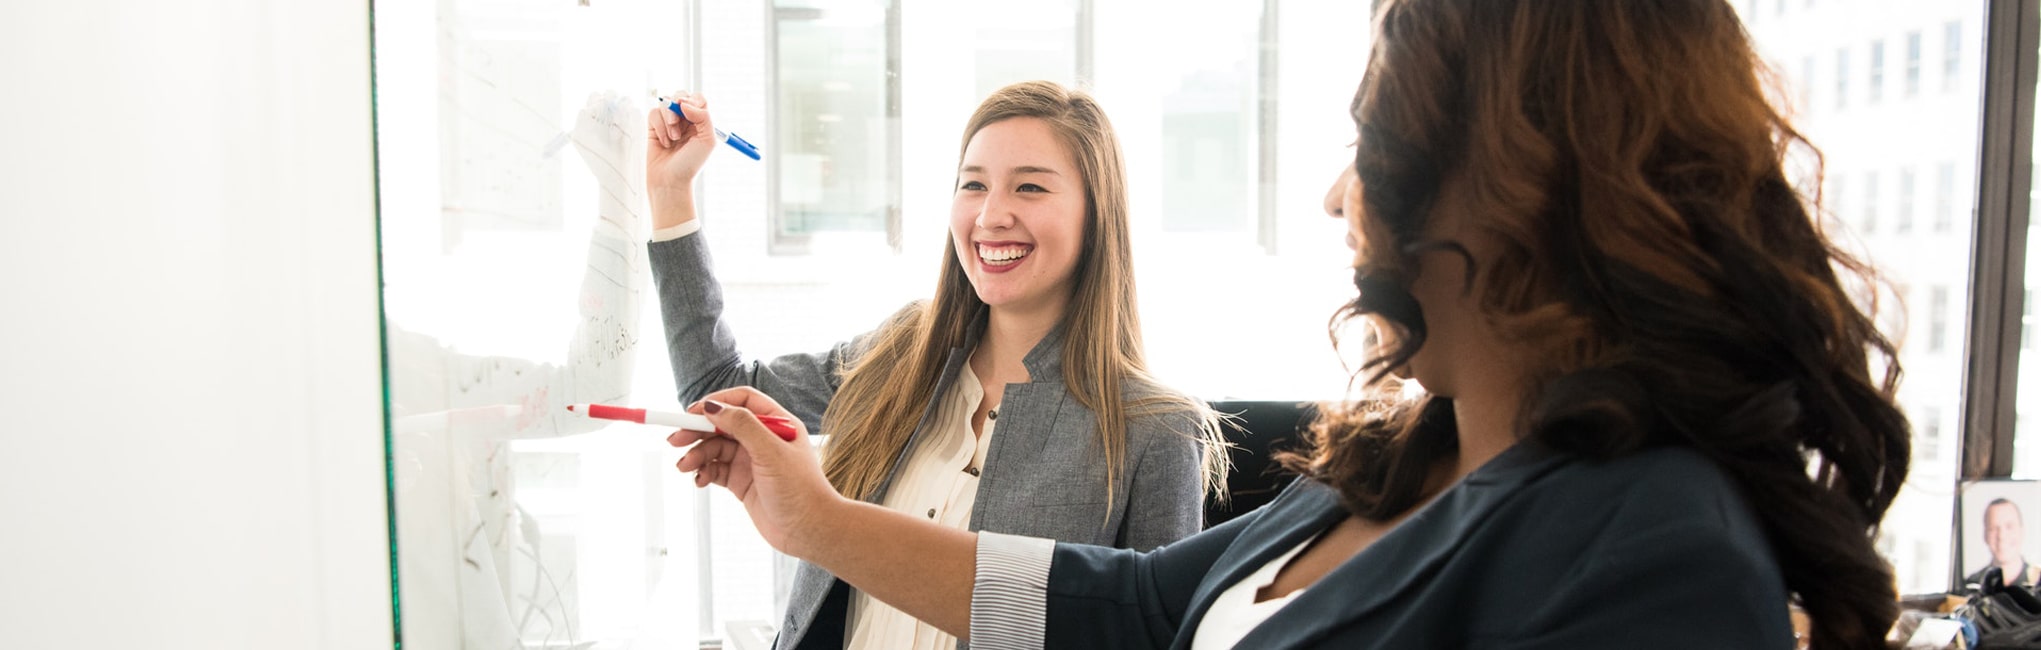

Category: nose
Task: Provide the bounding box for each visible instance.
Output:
[1324,165,1356,220]
[977,190,1016,231]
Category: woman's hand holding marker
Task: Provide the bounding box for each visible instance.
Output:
[670,387,838,556]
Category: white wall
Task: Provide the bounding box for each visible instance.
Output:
[0,1,391,648]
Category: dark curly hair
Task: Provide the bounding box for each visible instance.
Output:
[1278,1,1911,647]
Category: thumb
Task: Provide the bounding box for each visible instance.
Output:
[669,101,713,137]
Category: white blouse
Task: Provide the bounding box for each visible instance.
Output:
[1188,532,1323,650]
[845,369,995,650]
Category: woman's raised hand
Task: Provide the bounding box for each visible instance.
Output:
[671,386,842,556]
[644,91,716,229]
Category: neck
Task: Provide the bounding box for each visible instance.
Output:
[1446,378,1525,480]
[975,301,1063,380]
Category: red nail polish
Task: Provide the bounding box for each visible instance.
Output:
[703,400,724,414]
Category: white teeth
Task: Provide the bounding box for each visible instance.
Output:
[978,245,1033,263]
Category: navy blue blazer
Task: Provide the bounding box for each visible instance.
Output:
[1040,444,1794,648]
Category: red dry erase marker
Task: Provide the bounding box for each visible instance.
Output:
[565,403,800,441]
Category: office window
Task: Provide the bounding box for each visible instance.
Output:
[1896,167,1915,234]
[1159,2,1269,235]
[1922,406,1943,463]
[971,0,1083,98]
[1906,31,1922,98]
[1801,55,1817,111]
[1936,162,1955,233]
[1831,174,1847,228]
[1869,40,1884,104]
[1836,48,1850,109]
[1744,0,1983,588]
[1945,21,1963,93]
[1930,285,1949,354]
[770,0,899,246]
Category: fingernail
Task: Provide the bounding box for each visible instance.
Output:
[703,400,725,414]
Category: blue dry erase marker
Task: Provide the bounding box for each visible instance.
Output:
[663,99,762,161]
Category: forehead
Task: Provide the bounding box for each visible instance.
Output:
[1989,502,2023,521]
[960,117,1075,173]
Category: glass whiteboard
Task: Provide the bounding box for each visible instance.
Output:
[371,0,773,647]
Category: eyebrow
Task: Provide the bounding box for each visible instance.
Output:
[959,165,1063,176]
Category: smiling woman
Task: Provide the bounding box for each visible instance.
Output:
[644,80,1228,650]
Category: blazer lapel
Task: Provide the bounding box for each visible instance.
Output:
[867,344,972,504]
[1219,443,1568,648]
[1170,481,1349,650]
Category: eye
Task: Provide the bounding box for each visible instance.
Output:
[1018,183,1048,193]
[959,180,987,191]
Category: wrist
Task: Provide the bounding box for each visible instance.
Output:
[650,188,697,231]
[785,494,858,561]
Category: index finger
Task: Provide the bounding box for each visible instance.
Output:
[691,386,797,421]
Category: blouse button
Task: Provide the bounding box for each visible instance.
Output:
[964,466,980,477]
[987,408,998,421]
[927,508,937,518]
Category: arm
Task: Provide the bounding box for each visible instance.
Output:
[1117,409,1209,551]
[643,93,853,430]
[671,387,1262,648]
[647,233,858,430]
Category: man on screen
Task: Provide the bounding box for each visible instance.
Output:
[1969,498,2041,589]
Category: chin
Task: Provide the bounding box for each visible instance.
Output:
[1403,365,1446,397]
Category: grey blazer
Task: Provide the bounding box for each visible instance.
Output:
[1036,443,1792,649]
[648,235,1208,649]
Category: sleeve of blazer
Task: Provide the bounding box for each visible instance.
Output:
[1117,407,1208,552]
[1038,500,1265,649]
[649,234,865,433]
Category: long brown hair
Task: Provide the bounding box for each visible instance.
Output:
[1280,1,1909,647]
[821,81,1226,509]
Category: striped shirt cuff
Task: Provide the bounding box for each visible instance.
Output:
[649,220,702,242]
[971,531,1056,650]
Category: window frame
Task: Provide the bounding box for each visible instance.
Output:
[1871,39,1887,103]
[1961,0,2040,482]
[1909,30,1925,97]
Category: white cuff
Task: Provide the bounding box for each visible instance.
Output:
[970,531,1055,650]
[650,220,702,242]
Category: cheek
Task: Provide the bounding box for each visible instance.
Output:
[950,204,976,247]
[950,197,974,232]
[1045,201,1088,260]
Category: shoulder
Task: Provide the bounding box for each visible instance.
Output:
[1117,376,1204,418]
[841,301,929,358]
[1506,446,1777,571]
[1530,446,1752,527]
[1118,380,1210,442]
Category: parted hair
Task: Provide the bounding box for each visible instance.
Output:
[820,81,1227,510]
[1278,1,1911,647]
